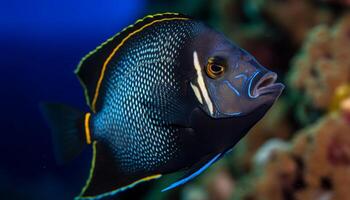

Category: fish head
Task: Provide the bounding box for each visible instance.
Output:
[189,27,284,119]
[183,26,285,153]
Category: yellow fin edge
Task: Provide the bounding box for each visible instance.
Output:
[90,16,189,112]
[84,113,92,145]
[74,13,189,113]
[76,141,162,199]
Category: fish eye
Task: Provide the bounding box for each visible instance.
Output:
[206,57,226,79]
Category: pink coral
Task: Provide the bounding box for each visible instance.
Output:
[327,138,350,166]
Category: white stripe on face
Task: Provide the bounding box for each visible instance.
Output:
[193,51,214,115]
[190,83,203,104]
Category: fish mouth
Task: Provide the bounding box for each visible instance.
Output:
[251,72,285,97]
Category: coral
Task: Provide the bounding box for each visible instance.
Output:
[301,114,350,200]
[286,13,350,125]
[253,139,290,168]
[207,168,235,200]
[254,151,298,200]
[180,164,236,200]
[288,14,350,110]
[254,0,333,45]
[341,97,350,122]
[233,13,350,200]
[238,113,350,200]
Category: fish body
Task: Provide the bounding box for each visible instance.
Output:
[42,13,284,199]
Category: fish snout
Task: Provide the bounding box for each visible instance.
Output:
[250,72,284,98]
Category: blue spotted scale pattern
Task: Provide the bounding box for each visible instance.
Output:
[40,12,286,200]
[91,20,197,174]
[41,13,285,199]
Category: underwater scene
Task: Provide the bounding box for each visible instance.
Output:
[2,0,350,199]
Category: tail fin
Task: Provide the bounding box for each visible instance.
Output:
[41,103,89,164]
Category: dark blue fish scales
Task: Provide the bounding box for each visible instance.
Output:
[42,13,284,199]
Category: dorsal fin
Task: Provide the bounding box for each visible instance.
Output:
[75,13,190,112]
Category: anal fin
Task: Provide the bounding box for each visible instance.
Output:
[76,141,162,200]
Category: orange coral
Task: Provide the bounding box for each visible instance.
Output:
[302,114,350,199]
[240,113,350,200]
[289,14,350,109]
[255,151,298,200]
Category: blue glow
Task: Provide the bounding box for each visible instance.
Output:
[161,153,222,192]
[225,148,233,155]
[234,73,248,82]
[224,111,242,116]
[248,71,260,99]
[209,82,242,117]
[224,80,240,96]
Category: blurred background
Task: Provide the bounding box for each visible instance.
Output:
[1,0,350,199]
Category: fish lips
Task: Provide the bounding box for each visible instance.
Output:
[249,71,285,99]
[239,82,284,118]
[254,82,285,102]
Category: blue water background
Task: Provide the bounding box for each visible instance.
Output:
[1,1,146,199]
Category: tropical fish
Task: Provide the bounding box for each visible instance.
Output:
[42,13,284,199]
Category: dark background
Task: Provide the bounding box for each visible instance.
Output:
[3,0,349,199]
[1,0,146,199]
